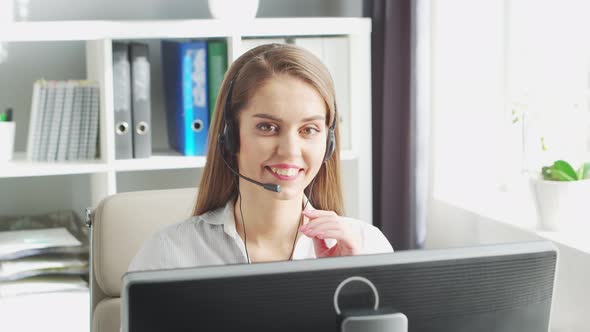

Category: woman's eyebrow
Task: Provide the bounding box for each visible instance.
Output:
[252,113,325,122]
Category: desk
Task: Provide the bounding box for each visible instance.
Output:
[429,198,590,332]
[0,291,88,331]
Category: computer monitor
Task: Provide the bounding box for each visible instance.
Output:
[121,241,557,332]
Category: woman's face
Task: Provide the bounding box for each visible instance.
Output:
[236,75,328,200]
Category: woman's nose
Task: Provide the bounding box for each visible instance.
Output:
[276,131,301,157]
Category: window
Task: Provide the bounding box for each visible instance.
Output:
[432,0,590,206]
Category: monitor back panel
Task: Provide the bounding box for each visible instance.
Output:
[127,250,556,332]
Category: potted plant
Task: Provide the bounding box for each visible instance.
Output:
[531,160,590,231]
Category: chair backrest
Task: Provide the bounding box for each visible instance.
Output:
[90,187,197,332]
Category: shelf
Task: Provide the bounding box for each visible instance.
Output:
[0,18,371,42]
[0,152,109,178]
[113,150,207,172]
[0,150,358,178]
[0,291,88,332]
[102,149,356,172]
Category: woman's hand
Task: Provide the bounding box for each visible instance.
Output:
[299,209,361,257]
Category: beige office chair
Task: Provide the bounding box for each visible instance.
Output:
[89,187,198,332]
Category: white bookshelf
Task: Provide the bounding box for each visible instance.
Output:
[0,19,371,42]
[0,18,373,223]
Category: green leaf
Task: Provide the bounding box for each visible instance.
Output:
[542,160,578,181]
[551,169,577,181]
[553,160,578,180]
[578,162,590,180]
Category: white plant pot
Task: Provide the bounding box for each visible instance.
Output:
[530,178,590,231]
[0,121,15,162]
[208,0,259,20]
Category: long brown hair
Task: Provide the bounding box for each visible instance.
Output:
[193,43,343,216]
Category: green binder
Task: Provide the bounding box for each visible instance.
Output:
[207,40,228,120]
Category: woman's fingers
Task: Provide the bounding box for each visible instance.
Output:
[301,221,355,248]
[299,217,338,231]
[301,223,342,236]
[312,237,330,256]
[305,227,344,239]
[300,209,361,257]
[301,215,351,241]
[302,209,337,219]
[300,218,342,235]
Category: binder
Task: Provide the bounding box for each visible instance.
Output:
[112,42,133,160]
[129,42,152,159]
[207,39,228,120]
[161,40,209,156]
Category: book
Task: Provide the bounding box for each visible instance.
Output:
[38,80,58,161]
[129,42,152,159]
[78,82,92,160]
[26,80,46,161]
[67,85,84,160]
[25,80,100,162]
[86,82,100,159]
[207,39,228,119]
[112,41,134,160]
[46,81,66,161]
[162,39,210,156]
[56,81,76,161]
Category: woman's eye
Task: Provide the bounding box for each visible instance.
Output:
[257,123,277,132]
[302,127,320,135]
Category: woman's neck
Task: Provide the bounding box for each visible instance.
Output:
[233,187,304,248]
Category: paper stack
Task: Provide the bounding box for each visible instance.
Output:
[0,211,89,298]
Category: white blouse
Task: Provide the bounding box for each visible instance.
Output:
[128,199,394,272]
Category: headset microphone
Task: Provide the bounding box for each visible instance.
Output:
[217,141,281,193]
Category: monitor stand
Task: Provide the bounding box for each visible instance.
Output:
[339,308,408,332]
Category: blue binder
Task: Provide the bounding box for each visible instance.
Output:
[162,40,209,156]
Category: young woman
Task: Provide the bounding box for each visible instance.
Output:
[129,43,392,271]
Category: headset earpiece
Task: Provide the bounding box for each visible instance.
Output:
[223,121,238,155]
[323,105,338,162]
[219,80,239,155]
[324,127,336,162]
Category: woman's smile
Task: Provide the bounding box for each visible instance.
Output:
[265,166,304,181]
